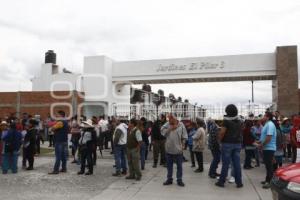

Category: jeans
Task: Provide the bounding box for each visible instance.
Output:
[53,142,68,172]
[140,143,146,169]
[218,143,242,185]
[209,149,221,176]
[166,153,183,182]
[114,144,127,173]
[2,151,19,173]
[263,150,275,183]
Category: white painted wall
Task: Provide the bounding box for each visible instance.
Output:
[32,52,277,117]
[112,53,276,82]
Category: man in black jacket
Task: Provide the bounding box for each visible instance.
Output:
[151,115,167,168]
[23,119,38,170]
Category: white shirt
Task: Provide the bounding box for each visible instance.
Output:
[98,119,109,132]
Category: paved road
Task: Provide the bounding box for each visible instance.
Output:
[0,149,273,200]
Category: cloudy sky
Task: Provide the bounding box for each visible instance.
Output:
[0,0,299,105]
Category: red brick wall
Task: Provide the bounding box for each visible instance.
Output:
[0,91,84,120]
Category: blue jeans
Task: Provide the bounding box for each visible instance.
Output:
[209,149,221,176]
[140,143,146,169]
[114,144,127,172]
[219,143,242,185]
[166,153,183,182]
[2,151,19,173]
[53,142,68,172]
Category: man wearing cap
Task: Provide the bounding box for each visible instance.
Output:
[49,110,69,175]
[78,119,97,175]
[161,115,188,187]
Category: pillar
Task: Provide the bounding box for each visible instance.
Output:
[274,46,299,117]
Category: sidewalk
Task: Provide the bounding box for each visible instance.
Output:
[91,162,273,200]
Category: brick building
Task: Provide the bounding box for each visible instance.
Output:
[0,91,84,120]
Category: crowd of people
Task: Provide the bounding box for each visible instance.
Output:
[1,105,300,190]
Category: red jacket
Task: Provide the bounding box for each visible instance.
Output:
[291,117,300,148]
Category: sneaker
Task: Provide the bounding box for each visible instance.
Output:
[177,181,185,187]
[236,183,244,188]
[60,169,67,173]
[262,182,271,189]
[26,167,33,171]
[121,171,127,176]
[228,177,235,183]
[260,181,267,185]
[77,171,84,175]
[163,180,173,185]
[191,164,196,168]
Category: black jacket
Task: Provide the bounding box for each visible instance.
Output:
[24,128,37,153]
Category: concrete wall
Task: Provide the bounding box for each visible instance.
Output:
[112,53,276,83]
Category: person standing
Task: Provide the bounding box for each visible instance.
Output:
[215,104,243,188]
[140,117,149,170]
[151,115,167,168]
[281,118,291,160]
[192,119,206,173]
[0,121,9,168]
[70,116,81,164]
[2,122,23,174]
[23,119,38,170]
[251,118,263,167]
[290,116,300,163]
[188,122,197,168]
[112,119,128,176]
[243,120,256,169]
[48,110,69,175]
[99,116,110,149]
[207,119,221,179]
[78,119,96,175]
[161,115,188,187]
[256,112,277,189]
[126,119,143,181]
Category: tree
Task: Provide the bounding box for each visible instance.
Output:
[157,89,164,97]
[168,93,176,104]
[142,84,151,92]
